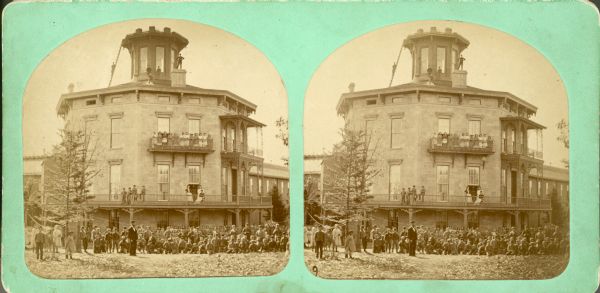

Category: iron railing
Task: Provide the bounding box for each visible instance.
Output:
[428,135,494,154]
[221,138,263,157]
[364,194,551,209]
[149,135,214,153]
[71,193,272,207]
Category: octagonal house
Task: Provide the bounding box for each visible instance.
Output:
[55,27,282,230]
[335,27,556,231]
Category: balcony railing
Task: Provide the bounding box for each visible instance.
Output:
[501,144,543,160]
[361,194,551,210]
[221,138,263,157]
[428,134,494,154]
[78,194,272,207]
[149,133,214,153]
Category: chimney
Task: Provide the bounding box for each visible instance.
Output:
[348,82,355,93]
[67,83,74,93]
[451,70,467,88]
[171,69,186,87]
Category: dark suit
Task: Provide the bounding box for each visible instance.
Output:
[128,226,138,256]
[314,230,325,259]
[407,226,417,256]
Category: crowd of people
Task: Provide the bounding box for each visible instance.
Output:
[431,132,492,149]
[29,221,288,261]
[305,223,569,259]
[152,132,212,148]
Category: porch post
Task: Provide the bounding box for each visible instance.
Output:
[463,209,469,228]
[514,210,521,232]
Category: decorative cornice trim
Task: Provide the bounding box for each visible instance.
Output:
[435,112,453,118]
[155,111,173,118]
[387,112,405,119]
[108,112,124,118]
[467,114,484,120]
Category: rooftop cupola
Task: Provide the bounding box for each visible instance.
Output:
[121,26,189,86]
[402,27,470,87]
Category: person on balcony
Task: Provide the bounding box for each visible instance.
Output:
[152,132,159,145]
[120,188,127,204]
[481,134,488,148]
[474,187,484,205]
[441,132,449,146]
[420,186,426,201]
[401,188,407,204]
[196,186,205,203]
[132,185,138,201]
[139,186,146,202]
[460,132,469,148]
[181,132,190,146]
[127,187,133,205]
[411,185,418,202]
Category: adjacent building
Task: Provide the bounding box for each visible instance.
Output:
[331,27,568,231]
[44,26,287,230]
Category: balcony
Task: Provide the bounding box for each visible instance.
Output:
[427,134,494,155]
[221,139,263,162]
[148,133,214,154]
[362,194,551,211]
[501,142,544,164]
[80,194,273,209]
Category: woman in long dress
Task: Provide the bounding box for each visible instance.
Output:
[345,230,356,259]
[52,225,62,256]
[332,224,342,252]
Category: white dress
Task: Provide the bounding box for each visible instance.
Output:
[53,229,62,247]
[333,228,342,246]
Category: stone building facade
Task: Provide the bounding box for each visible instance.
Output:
[332,27,566,231]
[50,26,286,230]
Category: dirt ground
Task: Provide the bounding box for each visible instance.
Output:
[304,248,569,280]
[25,249,288,279]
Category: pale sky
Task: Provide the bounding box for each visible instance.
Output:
[22,19,288,165]
[304,20,569,167]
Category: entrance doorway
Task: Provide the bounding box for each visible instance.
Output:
[108,210,120,230]
[231,169,238,201]
[511,170,517,204]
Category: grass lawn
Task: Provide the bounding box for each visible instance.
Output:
[304,248,568,280]
[25,249,288,279]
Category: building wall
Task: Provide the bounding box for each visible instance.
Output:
[67,92,235,199]
[346,91,502,201]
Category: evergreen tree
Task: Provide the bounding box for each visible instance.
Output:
[321,125,380,233]
[269,186,289,224]
[43,127,100,235]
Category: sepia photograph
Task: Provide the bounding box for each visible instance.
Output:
[22,19,290,278]
[303,20,569,280]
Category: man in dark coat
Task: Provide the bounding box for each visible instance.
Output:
[128,221,138,256]
[34,227,45,260]
[407,221,417,256]
[314,226,325,259]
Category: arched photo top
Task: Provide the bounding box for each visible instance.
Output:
[22,18,290,279]
[303,20,569,280]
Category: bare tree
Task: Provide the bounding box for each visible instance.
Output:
[556,118,569,168]
[275,117,289,166]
